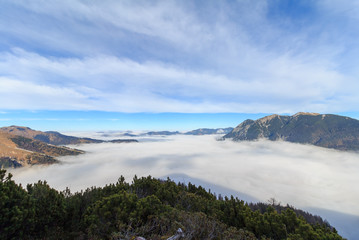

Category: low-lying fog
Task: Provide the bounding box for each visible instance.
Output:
[9,134,359,239]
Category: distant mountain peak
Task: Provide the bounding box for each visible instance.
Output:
[7,125,33,131]
[293,112,320,117]
[224,113,359,151]
[257,114,280,123]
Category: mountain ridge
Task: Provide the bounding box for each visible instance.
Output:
[224,112,359,151]
[0,126,138,145]
[0,126,138,168]
[0,131,83,168]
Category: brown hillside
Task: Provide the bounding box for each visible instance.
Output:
[0,125,102,145]
[0,131,84,168]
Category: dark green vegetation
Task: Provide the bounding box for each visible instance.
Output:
[0,157,22,168]
[0,152,59,171]
[224,112,359,151]
[34,131,104,145]
[0,169,344,240]
[10,136,84,157]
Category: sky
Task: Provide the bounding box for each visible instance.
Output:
[1,0,359,130]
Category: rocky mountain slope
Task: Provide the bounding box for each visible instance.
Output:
[224,112,359,151]
[0,126,137,145]
[0,126,103,145]
[0,126,138,168]
[0,132,83,168]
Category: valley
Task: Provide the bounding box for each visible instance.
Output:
[8,133,359,239]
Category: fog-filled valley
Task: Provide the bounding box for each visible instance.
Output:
[8,133,359,239]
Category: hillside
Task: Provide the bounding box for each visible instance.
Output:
[0,126,138,145]
[224,112,359,150]
[0,169,344,240]
[0,132,83,168]
[0,126,103,145]
[0,126,139,168]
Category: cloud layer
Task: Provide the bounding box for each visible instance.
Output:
[9,135,359,216]
[8,134,359,238]
[1,1,359,113]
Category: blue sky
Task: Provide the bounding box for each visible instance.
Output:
[1,1,359,131]
[0,110,267,131]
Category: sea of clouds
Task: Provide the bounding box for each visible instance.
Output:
[8,134,359,239]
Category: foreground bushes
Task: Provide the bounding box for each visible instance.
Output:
[0,169,344,239]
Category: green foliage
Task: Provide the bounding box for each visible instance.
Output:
[0,169,34,240]
[27,180,67,239]
[0,169,346,240]
[0,157,22,168]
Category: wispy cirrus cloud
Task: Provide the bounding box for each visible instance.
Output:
[0,1,358,113]
[0,47,350,113]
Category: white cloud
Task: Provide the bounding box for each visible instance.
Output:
[0,77,96,110]
[0,1,358,113]
[9,135,359,216]
[0,47,354,113]
[8,135,359,238]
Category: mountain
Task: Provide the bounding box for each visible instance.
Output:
[0,126,138,145]
[0,132,83,168]
[0,126,138,168]
[144,131,180,136]
[224,112,359,151]
[135,128,234,136]
[0,126,103,145]
[185,127,233,135]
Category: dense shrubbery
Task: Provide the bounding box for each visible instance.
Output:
[0,169,344,240]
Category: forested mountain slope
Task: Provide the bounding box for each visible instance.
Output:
[0,169,344,240]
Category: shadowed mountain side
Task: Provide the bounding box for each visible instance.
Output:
[224,112,359,151]
[144,131,180,136]
[185,127,233,135]
[163,173,259,203]
[305,207,359,240]
[104,128,234,138]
